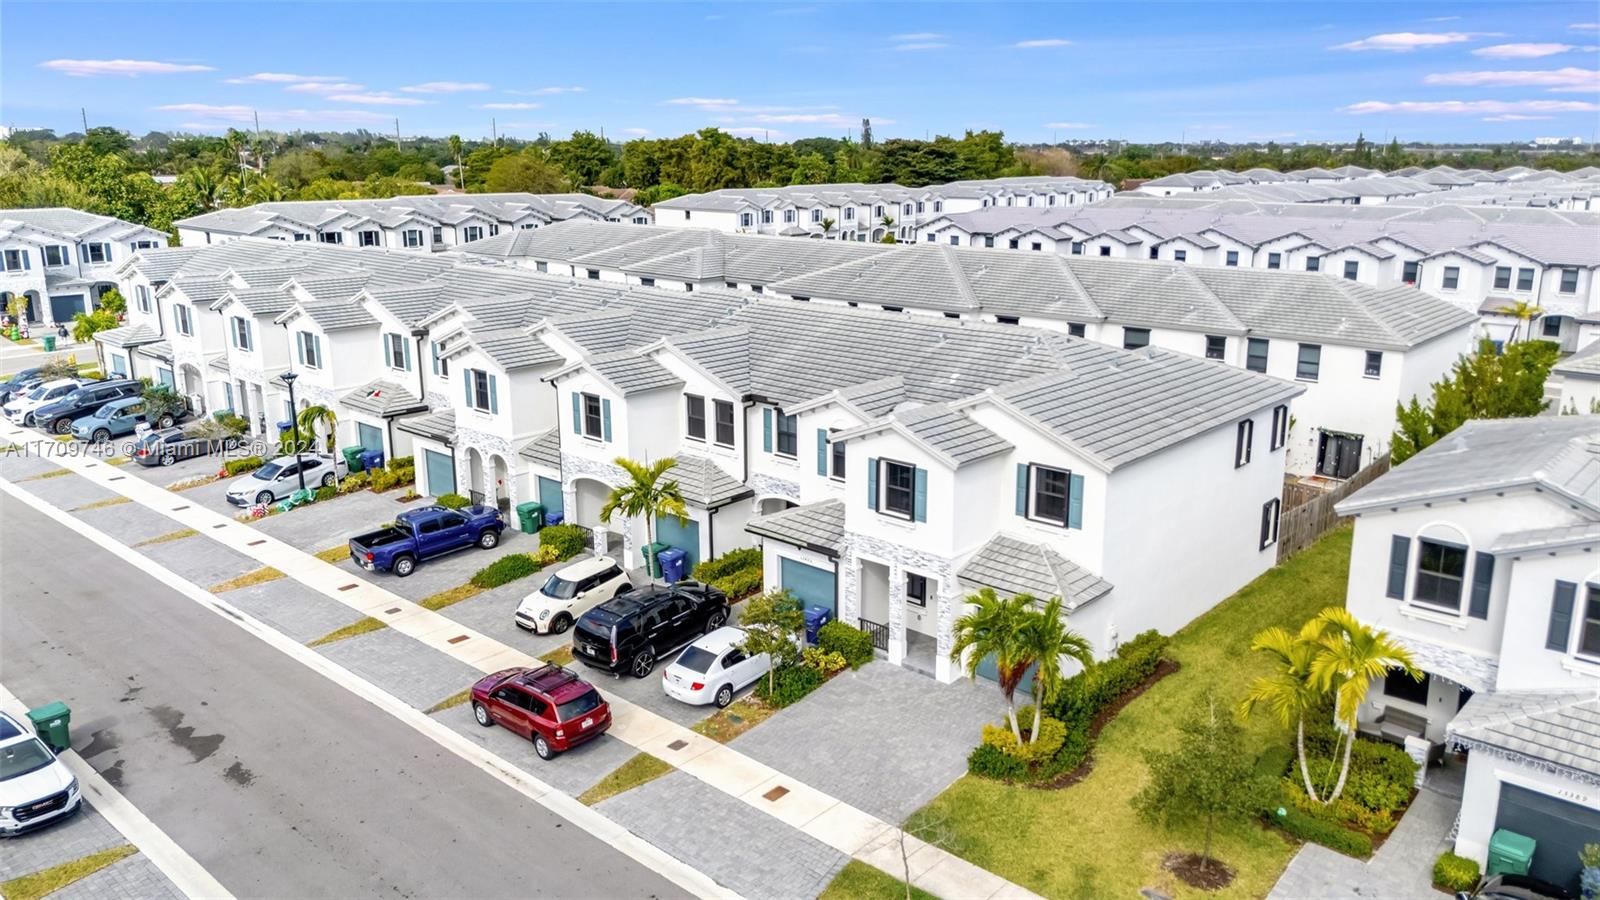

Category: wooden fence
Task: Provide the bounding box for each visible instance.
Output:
[1276,457,1391,562]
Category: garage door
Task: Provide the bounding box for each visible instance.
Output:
[975,655,1036,696]
[538,476,563,520]
[49,294,85,322]
[423,449,455,497]
[1495,782,1600,892]
[357,422,384,454]
[655,515,700,571]
[779,557,835,616]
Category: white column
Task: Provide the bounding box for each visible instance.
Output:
[935,572,958,683]
[887,561,906,666]
[839,551,860,623]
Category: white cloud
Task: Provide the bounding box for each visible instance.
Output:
[156,103,255,121]
[478,102,541,110]
[284,82,364,94]
[326,92,430,106]
[893,42,948,51]
[1472,43,1580,58]
[892,32,944,41]
[1043,121,1095,129]
[1483,114,1554,121]
[1015,38,1072,48]
[619,127,650,136]
[1329,31,1482,51]
[508,86,585,95]
[1423,15,1461,21]
[155,103,390,125]
[1570,22,1599,31]
[224,72,343,84]
[727,127,788,138]
[666,97,741,108]
[1342,98,1600,114]
[747,112,856,126]
[400,81,491,93]
[42,59,214,77]
[1423,67,1599,91]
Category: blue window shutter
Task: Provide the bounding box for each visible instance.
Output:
[1468,552,1493,620]
[866,457,878,510]
[913,467,928,523]
[1067,473,1084,529]
[296,335,304,365]
[401,337,413,371]
[762,408,773,453]
[816,429,828,476]
[465,370,474,406]
[430,341,439,375]
[601,398,612,442]
[21,250,28,270]
[1015,464,1029,517]
[1547,581,1576,651]
[315,335,322,367]
[488,375,498,415]
[571,391,581,434]
[1386,536,1410,600]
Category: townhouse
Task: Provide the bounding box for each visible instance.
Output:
[1335,418,1600,893]
[173,193,651,251]
[1126,164,1600,208]
[651,177,1112,242]
[0,208,167,329]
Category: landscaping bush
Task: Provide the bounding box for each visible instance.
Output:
[1270,806,1373,858]
[1297,737,1416,816]
[818,620,876,669]
[1254,744,1296,780]
[1281,778,1398,836]
[802,647,847,675]
[967,742,1028,781]
[1433,852,1480,893]
[533,544,561,566]
[470,553,540,589]
[368,464,414,492]
[314,485,336,502]
[755,663,825,708]
[691,547,764,598]
[223,456,265,476]
[1047,629,1169,727]
[537,523,587,561]
[214,412,249,435]
[436,492,470,509]
[711,566,763,599]
[337,472,370,494]
[981,708,1068,764]
[387,455,414,470]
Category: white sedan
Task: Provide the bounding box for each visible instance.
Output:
[661,626,771,709]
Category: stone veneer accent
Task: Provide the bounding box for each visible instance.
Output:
[840,530,959,682]
[560,451,636,564]
[455,425,518,509]
[749,472,801,502]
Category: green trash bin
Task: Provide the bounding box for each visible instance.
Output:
[27,702,71,753]
[1486,829,1536,878]
[41,335,56,352]
[341,446,366,474]
[641,541,667,579]
[515,501,544,535]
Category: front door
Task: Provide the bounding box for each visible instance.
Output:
[1316,431,1363,479]
[424,449,455,497]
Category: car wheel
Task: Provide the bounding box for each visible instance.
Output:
[550,613,572,635]
[631,648,656,679]
[472,702,492,727]
[478,529,499,550]
[92,428,111,443]
[705,608,728,633]
[254,490,274,505]
[532,734,554,760]
[715,684,733,708]
[160,453,176,466]
[321,472,336,488]
[52,418,72,435]
[394,555,416,578]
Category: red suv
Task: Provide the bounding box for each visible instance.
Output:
[470,665,611,760]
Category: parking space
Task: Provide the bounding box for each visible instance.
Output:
[333,527,538,604]
[0,450,64,481]
[12,468,122,510]
[0,803,123,881]
[72,501,187,546]
[429,703,639,797]
[137,534,261,587]
[247,488,433,554]
[313,627,488,712]
[729,661,998,823]
[117,452,221,488]
[215,578,367,645]
[48,849,185,900]
[431,580,569,655]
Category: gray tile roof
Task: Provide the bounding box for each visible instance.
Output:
[472,327,563,371]
[94,323,162,348]
[883,403,1013,467]
[277,300,378,331]
[395,408,455,441]
[1489,521,1600,554]
[665,454,751,508]
[0,207,165,241]
[589,350,683,395]
[175,193,646,237]
[1338,417,1600,514]
[1448,690,1600,785]
[518,429,562,469]
[746,500,845,556]
[339,379,427,417]
[1554,341,1600,378]
[957,534,1114,611]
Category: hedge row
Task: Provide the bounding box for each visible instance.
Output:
[690,547,763,598]
[470,553,540,589]
[817,620,874,669]
[1270,806,1373,859]
[537,523,588,561]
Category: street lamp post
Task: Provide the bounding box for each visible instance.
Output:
[279,372,308,494]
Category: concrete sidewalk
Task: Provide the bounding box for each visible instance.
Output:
[1267,787,1460,899]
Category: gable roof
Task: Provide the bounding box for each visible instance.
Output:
[958,534,1114,611]
[665,454,751,508]
[745,500,846,556]
[340,379,427,417]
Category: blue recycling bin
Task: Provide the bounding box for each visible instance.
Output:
[657,547,687,583]
[804,605,833,644]
[359,449,385,471]
[544,511,564,526]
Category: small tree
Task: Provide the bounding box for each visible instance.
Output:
[599,456,687,576]
[141,380,187,424]
[1133,695,1269,876]
[738,590,804,695]
[949,587,1035,742]
[1019,596,1093,743]
[71,308,119,369]
[1309,608,1418,803]
[1496,300,1543,343]
[297,404,338,452]
[96,288,127,317]
[819,216,836,238]
[1392,338,1559,463]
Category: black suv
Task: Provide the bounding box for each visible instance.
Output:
[33,379,143,435]
[572,581,730,678]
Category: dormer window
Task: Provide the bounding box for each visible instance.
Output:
[402,229,423,248]
[462,226,484,243]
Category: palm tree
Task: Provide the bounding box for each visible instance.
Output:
[949,588,1035,742]
[1239,617,1333,801]
[448,134,464,187]
[1308,608,1418,803]
[1019,596,1094,742]
[1497,300,1544,343]
[182,168,222,210]
[297,404,338,452]
[599,456,688,575]
[245,176,288,204]
[819,217,836,239]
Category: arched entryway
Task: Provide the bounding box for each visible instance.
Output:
[756,496,795,517]
[465,447,486,505]
[490,454,511,513]
[179,364,206,414]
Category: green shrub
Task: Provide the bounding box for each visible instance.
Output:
[711,566,763,599]
[314,485,336,502]
[967,742,1027,781]
[537,523,588,561]
[1433,852,1480,893]
[803,647,847,675]
[214,412,248,435]
[1254,744,1295,780]
[223,456,264,476]
[338,472,370,494]
[1270,806,1373,858]
[533,544,561,566]
[818,620,876,669]
[387,455,414,470]
[436,492,470,509]
[1281,777,1398,835]
[755,664,824,707]
[692,547,762,582]
[1047,629,1168,727]
[1300,738,1416,815]
[470,553,540,589]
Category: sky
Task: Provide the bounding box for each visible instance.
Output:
[1,1,1597,145]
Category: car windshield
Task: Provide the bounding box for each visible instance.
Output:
[95,402,122,417]
[0,737,57,781]
[252,462,284,480]
[24,385,50,401]
[675,646,719,674]
[554,689,602,723]
[541,575,579,600]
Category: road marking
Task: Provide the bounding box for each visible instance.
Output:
[0,476,741,900]
[0,683,234,900]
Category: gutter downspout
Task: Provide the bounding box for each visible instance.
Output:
[410,328,428,403]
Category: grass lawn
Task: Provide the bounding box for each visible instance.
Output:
[902,526,1352,900]
[308,616,385,647]
[577,753,672,806]
[134,528,198,547]
[313,545,350,564]
[690,698,776,743]
[209,566,285,593]
[0,845,137,900]
[818,860,941,900]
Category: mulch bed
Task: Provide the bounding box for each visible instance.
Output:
[1163,852,1235,891]
[1028,658,1181,790]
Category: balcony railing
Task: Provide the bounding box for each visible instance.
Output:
[859,617,889,651]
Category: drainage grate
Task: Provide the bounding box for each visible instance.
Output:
[171,505,189,511]
[108,476,124,482]
[667,739,688,751]
[337,583,358,592]
[762,786,789,802]
[447,634,469,644]
[247,539,265,546]
[384,607,402,614]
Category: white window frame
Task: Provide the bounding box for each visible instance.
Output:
[174,304,193,337]
[1025,463,1071,527]
[402,229,423,248]
[467,369,493,412]
[385,333,407,370]
[299,332,321,369]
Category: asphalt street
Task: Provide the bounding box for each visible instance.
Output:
[0,493,689,899]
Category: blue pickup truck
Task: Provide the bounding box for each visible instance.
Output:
[348,505,507,577]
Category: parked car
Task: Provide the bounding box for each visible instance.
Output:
[0,712,80,836]
[572,581,731,679]
[515,556,630,635]
[661,626,772,708]
[469,665,611,760]
[348,504,505,577]
[225,453,348,506]
[71,396,175,443]
[2,379,84,427]
[130,426,240,467]
[1459,875,1574,900]
[33,379,143,435]
[0,368,44,405]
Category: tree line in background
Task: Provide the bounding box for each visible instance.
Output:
[4,123,1598,239]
